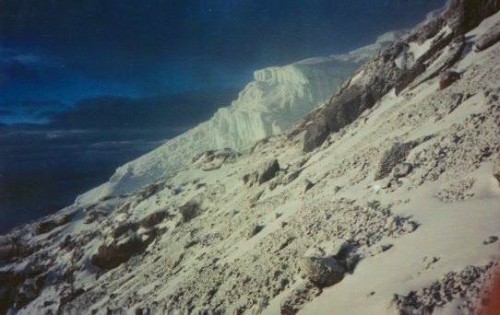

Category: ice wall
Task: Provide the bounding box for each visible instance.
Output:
[96,32,403,197]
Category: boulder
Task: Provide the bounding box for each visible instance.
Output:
[0,242,30,261]
[138,182,164,200]
[303,180,315,194]
[258,159,280,184]
[139,210,171,229]
[302,120,330,153]
[91,236,153,270]
[439,70,461,90]
[299,256,345,287]
[35,214,72,235]
[193,148,241,171]
[243,224,264,239]
[483,236,498,245]
[242,172,259,187]
[375,141,419,180]
[179,201,201,222]
[113,222,140,239]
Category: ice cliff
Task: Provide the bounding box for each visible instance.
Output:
[101,32,404,197]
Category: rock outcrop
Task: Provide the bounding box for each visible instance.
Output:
[439,70,461,90]
[295,0,500,152]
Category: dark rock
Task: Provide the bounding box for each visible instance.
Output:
[59,235,75,250]
[283,170,302,185]
[393,163,413,178]
[139,210,171,229]
[35,214,72,235]
[444,0,500,35]
[299,256,345,287]
[59,288,85,308]
[139,182,164,200]
[302,120,330,152]
[112,222,140,239]
[179,201,201,222]
[242,172,258,186]
[244,224,264,239]
[15,274,47,309]
[375,141,419,180]
[439,70,461,90]
[91,236,153,270]
[83,208,108,225]
[303,180,315,193]
[0,284,15,314]
[193,148,241,171]
[483,236,498,245]
[0,242,30,261]
[258,159,280,185]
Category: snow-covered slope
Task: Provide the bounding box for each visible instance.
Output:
[1,2,500,315]
[100,32,403,197]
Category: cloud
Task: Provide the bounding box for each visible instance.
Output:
[50,88,238,130]
[0,59,40,85]
[0,99,67,124]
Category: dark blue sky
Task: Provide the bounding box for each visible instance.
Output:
[0,0,446,123]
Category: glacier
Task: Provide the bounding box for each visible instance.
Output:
[93,31,406,198]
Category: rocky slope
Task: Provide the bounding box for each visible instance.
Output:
[1,1,500,314]
[100,31,403,197]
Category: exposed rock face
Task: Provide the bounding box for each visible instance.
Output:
[439,70,461,90]
[192,148,241,171]
[444,0,500,33]
[139,210,170,229]
[0,241,30,261]
[243,159,281,186]
[112,222,139,239]
[179,201,201,222]
[35,214,72,235]
[296,0,500,152]
[258,159,281,185]
[91,236,153,270]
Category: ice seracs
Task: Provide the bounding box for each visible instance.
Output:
[101,32,402,197]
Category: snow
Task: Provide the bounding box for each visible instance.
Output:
[409,25,452,62]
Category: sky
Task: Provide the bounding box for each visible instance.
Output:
[0,0,446,124]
